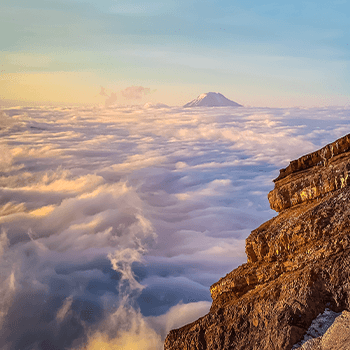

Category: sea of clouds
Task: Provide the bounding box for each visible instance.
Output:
[0,104,349,349]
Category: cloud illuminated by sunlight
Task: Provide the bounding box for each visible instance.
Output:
[1,105,350,349]
[30,205,55,218]
[79,327,162,350]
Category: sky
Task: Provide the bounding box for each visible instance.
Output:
[1,104,350,349]
[1,0,349,107]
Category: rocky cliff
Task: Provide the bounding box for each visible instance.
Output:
[164,133,350,350]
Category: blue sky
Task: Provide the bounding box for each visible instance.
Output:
[1,0,349,106]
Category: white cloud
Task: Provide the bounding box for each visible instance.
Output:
[147,300,211,340]
[0,105,350,348]
[110,151,168,172]
[79,306,163,350]
[0,143,19,173]
[0,111,18,131]
[56,295,74,322]
[121,86,151,100]
[0,230,9,260]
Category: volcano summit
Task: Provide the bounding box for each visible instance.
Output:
[183,92,242,107]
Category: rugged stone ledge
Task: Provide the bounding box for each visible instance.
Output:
[274,134,350,183]
[268,133,350,212]
[165,188,350,350]
[164,134,350,350]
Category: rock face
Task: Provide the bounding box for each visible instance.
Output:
[164,133,350,350]
[268,134,350,212]
[183,92,242,107]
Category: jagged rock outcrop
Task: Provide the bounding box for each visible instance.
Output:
[268,134,350,212]
[164,133,350,350]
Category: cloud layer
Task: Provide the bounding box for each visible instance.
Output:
[0,105,349,349]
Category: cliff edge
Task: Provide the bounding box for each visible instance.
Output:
[164,133,350,350]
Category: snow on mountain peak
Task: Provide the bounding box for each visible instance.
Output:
[184,92,242,108]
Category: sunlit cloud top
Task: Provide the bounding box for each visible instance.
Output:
[1,0,349,107]
[1,105,350,349]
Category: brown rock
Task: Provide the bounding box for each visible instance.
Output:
[164,134,350,350]
[269,133,350,212]
[273,134,350,183]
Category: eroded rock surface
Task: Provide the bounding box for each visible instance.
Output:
[164,134,350,350]
[268,134,350,212]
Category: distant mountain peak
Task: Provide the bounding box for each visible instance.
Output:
[183,92,242,108]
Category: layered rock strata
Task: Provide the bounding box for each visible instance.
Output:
[268,134,350,212]
[164,133,350,350]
